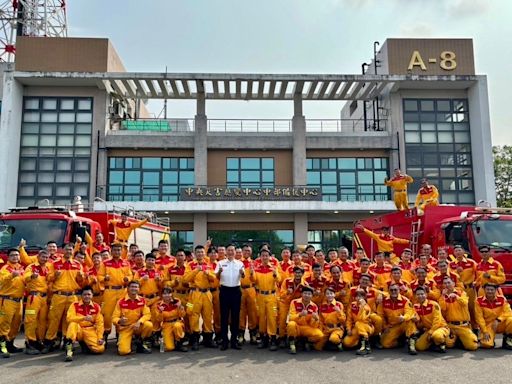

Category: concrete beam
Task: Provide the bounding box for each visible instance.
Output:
[294,213,308,246]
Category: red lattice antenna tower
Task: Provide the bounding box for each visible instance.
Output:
[0,0,67,62]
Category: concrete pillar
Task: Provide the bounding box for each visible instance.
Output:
[90,92,108,201]
[389,92,404,171]
[294,213,308,247]
[194,212,208,246]
[0,69,23,212]
[194,92,207,186]
[292,94,306,186]
[468,76,496,206]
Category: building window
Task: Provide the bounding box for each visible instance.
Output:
[108,157,194,201]
[17,97,93,206]
[306,157,389,202]
[307,230,353,253]
[403,99,474,204]
[170,231,194,253]
[226,157,274,188]
[207,230,293,256]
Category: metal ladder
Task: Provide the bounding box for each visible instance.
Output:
[410,219,422,257]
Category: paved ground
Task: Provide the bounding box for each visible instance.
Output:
[1,337,512,384]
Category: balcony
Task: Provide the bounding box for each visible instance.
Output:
[113,118,387,133]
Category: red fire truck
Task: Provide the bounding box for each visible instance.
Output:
[353,205,512,299]
[0,206,169,260]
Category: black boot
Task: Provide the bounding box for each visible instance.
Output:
[202,332,216,348]
[191,332,200,351]
[0,337,10,358]
[176,340,188,352]
[249,329,258,345]
[138,338,152,354]
[269,335,278,351]
[41,339,52,354]
[103,332,110,349]
[64,339,73,362]
[408,336,418,355]
[257,334,269,349]
[213,333,222,347]
[6,340,23,353]
[503,334,512,350]
[25,341,40,355]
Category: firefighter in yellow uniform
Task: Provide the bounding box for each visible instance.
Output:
[87,252,104,305]
[439,276,478,350]
[277,266,305,346]
[154,287,188,352]
[475,245,506,296]
[358,226,410,265]
[0,248,25,357]
[475,283,512,349]
[250,248,280,351]
[318,287,346,351]
[207,246,222,345]
[112,280,153,355]
[99,243,132,342]
[238,245,258,345]
[287,286,324,354]
[64,286,105,361]
[45,243,84,350]
[413,286,451,353]
[384,168,414,211]
[165,249,189,336]
[134,253,163,336]
[183,245,216,350]
[378,283,418,354]
[108,212,148,246]
[23,250,50,355]
[415,178,440,215]
[344,289,375,355]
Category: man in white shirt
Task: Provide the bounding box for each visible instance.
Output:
[215,244,245,350]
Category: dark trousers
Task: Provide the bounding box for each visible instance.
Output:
[220,285,242,346]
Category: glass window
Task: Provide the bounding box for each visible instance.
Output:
[241,170,260,182]
[338,158,356,169]
[358,171,373,184]
[339,172,355,185]
[321,171,337,184]
[162,171,178,184]
[25,98,39,109]
[78,99,92,110]
[180,171,194,185]
[109,171,123,184]
[21,135,38,146]
[227,158,239,169]
[307,171,320,185]
[403,100,418,111]
[142,158,161,169]
[60,100,75,110]
[57,159,72,171]
[241,158,260,170]
[58,112,75,123]
[125,171,140,184]
[57,135,74,146]
[75,136,91,147]
[262,158,274,169]
[262,171,274,183]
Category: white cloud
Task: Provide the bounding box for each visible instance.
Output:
[399,22,434,37]
[447,0,491,18]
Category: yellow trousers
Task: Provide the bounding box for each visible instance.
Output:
[116,321,153,355]
[370,313,383,334]
[45,294,78,341]
[415,327,450,351]
[187,290,213,333]
[24,294,48,342]
[174,292,190,333]
[211,289,221,334]
[448,323,478,350]
[239,287,258,331]
[287,321,324,350]
[343,321,374,348]
[0,297,22,340]
[393,191,409,211]
[102,288,126,332]
[380,321,418,348]
[480,318,512,348]
[278,301,291,338]
[319,327,344,349]
[66,323,105,354]
[256,294,278,336]
[161,320,185,351]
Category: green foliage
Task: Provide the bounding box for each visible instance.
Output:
[493,145,512,208]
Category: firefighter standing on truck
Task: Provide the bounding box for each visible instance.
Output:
[384,168,414,211]
[415,178,440,215]
[357,224,410,264]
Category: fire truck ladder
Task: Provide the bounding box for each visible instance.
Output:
[410,219,422,257]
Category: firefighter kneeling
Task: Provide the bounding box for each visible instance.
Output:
[64,286,105,361]
[318,287,346,351]
[475,283,512,350]
[154,287,188,352]
[112,280,153,355]
[287,286,324,354]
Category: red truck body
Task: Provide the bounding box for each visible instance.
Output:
[0,207,168,260]
[353,205,512,300]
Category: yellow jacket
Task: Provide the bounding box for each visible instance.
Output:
[165,264,187,291]
[109,218,148,242]
[0,262,25,298]
[415,185,439,206]
[319,299,346,331]
[134,268,163,296]
[449,258,477,286]
[183,261,215,290]
[476,258,506,287]
[363,228,409,253]
[475,295,512,334]
[288,298,320,326]
[67,300,104,338]
[413,299,447,335]
[112,295,151,328]
[23,262,49,294]
[439,289,471,323]
[385,175,413,191]
[346,301,373,329]
[251,264,280,293]
[48,259,83,292]
[99,258,132,287]
[378,295,416,327]
[154,298,185,326]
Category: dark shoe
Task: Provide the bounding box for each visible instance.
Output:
[0,339,10,358]
[231,343,242,350]
[40,340,52,354]
[269,336,278,351]
[249,329,258,345]
[219,344,228,351]
[257,335,269,349]
[503,334,512,350]
[79,341,91,354]
[237,332,245,346]
[138,338,152,354]
[6,340,23,353]
[356,338,369,356]
[25,341,40,355]
[191,333,200,351]
[408,337,417,355]
[176,341,188,352]
[278,338,287,349]
[64,341,73,362]
[202,333,216,348]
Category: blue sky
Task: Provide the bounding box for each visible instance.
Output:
[68,0,511,144]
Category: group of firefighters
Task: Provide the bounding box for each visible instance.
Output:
[0,215,511,361]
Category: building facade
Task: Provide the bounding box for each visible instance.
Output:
[0,37,495,252]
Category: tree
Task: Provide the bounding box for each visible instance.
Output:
[493,145,512,208]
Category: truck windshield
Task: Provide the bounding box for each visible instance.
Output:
[472,220,512,249]
[0,219,67,250]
